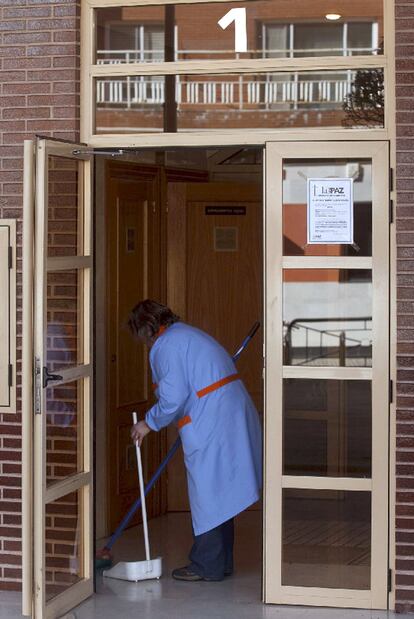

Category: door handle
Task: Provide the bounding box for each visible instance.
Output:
[43,367,63,389]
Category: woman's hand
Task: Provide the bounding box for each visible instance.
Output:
[131,420,151,446]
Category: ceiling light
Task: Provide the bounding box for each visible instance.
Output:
[325,13,342,20]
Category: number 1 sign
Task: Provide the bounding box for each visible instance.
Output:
[218,8,248,53]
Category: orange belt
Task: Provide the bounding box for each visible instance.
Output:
[177,415,192,430]
[177,373,240,430]
[196,373,240,398]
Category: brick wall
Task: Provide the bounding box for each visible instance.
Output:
[395,0,414,612]
[0,0,80,591]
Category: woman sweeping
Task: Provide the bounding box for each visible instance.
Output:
[129,299,262,582]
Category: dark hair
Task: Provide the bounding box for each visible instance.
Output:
[128,299,180,340]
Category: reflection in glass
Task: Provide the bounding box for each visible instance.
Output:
[46,380,83,487]
[45,491,83,601]
[283,270,372,367]
[48,156,81,258]
[47,270,82,372]
[95,3,383,64]
[95,69,384,134]
[284,380,372,477]
[283,159,372,257]
[282,489,371,589]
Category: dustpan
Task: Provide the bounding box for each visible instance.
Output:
[103,412,162,582]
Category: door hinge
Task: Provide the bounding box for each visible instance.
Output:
[8,364,12,387]
[8,246,12,270]
[388,568,393,592]
[34,357,42,414]
[389,379,393,404]
[389,199,394,225]
[389,167,394,193]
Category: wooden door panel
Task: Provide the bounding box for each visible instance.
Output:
[167,181,263,513]
[106,162,165,531]
[116,197,149,408]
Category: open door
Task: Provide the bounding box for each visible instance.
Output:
[264,141,390,608]
[31,138,93,618]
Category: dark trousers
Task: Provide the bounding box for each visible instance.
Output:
[188,518,234,580]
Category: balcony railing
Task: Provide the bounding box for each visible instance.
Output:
[96,74,355,109]
[96,47,378,64]
[283,316,373,367]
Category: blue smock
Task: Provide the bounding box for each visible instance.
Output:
[145,322,262,536]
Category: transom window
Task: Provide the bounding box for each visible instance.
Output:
[84,0,387,139]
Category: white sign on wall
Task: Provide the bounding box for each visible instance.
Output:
[307,178,354,244]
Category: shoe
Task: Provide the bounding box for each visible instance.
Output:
[172,566,224,582]
[172,566,203,581]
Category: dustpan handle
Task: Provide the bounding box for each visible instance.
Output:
[132,412,151,562]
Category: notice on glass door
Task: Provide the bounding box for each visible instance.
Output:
[307,178,354,244]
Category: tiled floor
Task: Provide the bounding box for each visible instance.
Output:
[1,512,412,619]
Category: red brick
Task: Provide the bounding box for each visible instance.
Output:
[54,6,78,18]
[3,7,51,18]
[3,514,22,526]
[53,30,80,43]
[3,32,51,45]
[3,82,49,95]
[0,554,21,566]
[3,541,21,552]
[3,108,50,120]
[3,568,21,580]
[27,18,78,31]
[27,44,78,57]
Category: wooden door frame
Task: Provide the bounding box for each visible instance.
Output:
[28,138,94,619]
[22,135,396,618]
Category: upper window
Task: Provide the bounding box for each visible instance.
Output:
[87,1,386,136]
[95,2,383,64]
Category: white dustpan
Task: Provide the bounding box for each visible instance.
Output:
[103,412,162,582]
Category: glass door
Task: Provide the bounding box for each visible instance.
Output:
[264,141,389,608]
[33,139,93,618]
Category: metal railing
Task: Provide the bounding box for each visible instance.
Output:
[96,73,355,109]
[284,316,372,367]
[96,47,378,64]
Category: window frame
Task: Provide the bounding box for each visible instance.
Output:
[0,219,16,414]
[81,0,393,146]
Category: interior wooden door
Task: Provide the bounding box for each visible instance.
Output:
[106,162,166,532]
[167,180,263,512]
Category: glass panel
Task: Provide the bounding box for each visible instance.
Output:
[46,379,84,487]
[284,379,372,477]
[45,490,83,601]
[283,270,372,367]
[95,2,383,64]
[94,69,384,134]
[294,24,342,57]
[48,156,83,258]
[47,270,82,372]
[348,23,376,56]
[283,158,372,257]
[282,489,371,589]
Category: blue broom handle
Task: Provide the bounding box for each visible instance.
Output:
[104,321,260,551]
